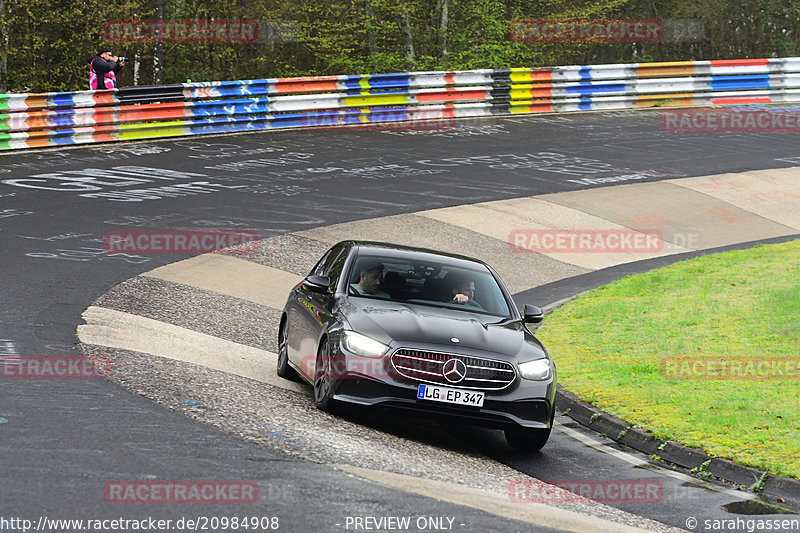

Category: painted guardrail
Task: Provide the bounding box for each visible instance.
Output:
[3,57,800,150]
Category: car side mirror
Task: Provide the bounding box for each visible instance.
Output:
[523,304,544,324]
[303,275,331,294]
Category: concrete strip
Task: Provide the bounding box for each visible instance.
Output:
[542,181,797,250]
[330,464,652,533]
[239,233,333,276]
[296,213,590,294]
[77,306,307,395]
[420,198,690,270]
[671,167,800,230]
[142,254,303,310]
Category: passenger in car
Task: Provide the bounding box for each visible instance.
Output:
[350,261,391,298]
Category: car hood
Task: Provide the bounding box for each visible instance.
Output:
[341,297,547,361]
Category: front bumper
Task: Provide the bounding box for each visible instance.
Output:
[332,375,555,429]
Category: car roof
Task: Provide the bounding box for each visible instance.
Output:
[341,240,492,269]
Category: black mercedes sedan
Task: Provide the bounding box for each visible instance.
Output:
[276,241,557,451]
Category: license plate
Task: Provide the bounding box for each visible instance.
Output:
[416,384,484,407]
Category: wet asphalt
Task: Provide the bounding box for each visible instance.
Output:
[1,110,799,532]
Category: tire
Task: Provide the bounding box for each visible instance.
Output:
[504,425,551,452]
[276,320,299,381]
[313,340,337,412]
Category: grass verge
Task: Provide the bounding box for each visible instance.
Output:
[537,240,800,479]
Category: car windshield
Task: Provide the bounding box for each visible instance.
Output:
[346,254,513,318]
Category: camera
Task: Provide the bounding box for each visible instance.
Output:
[117,56,129,62]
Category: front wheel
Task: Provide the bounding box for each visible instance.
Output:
[504,426,551,452]
[313,341,337,412]
[276,320,298,381]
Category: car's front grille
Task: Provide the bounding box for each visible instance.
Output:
[390,348,516,391]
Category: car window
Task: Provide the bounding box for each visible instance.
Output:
[309,250,332,277]
[346,254,512,318]
[308,244,347,290]
[324,246,348,289]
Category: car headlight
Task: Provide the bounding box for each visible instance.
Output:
[519,358,552,380]
[341,331,389,358]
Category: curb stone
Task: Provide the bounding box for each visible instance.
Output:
[587,412,629,440]
[554,387,601,427]
[618,427,664,456]
[659,442,712,470]
[706,458,767,489]
[763,476,800,505]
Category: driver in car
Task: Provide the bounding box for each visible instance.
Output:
[350,262,391,298]
[447,272,483,309]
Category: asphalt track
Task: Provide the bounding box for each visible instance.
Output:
[2,109,800,532]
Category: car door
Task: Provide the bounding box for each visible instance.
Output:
[289,243,349,379]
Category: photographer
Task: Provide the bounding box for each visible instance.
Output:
[89,49,126,90]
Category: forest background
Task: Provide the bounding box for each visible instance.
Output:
[1,0,799,93]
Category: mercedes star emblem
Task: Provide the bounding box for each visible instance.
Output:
[442,358,467,384]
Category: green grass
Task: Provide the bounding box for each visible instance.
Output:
[537,240,800,479]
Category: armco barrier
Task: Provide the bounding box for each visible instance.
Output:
[2,57,800,150]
